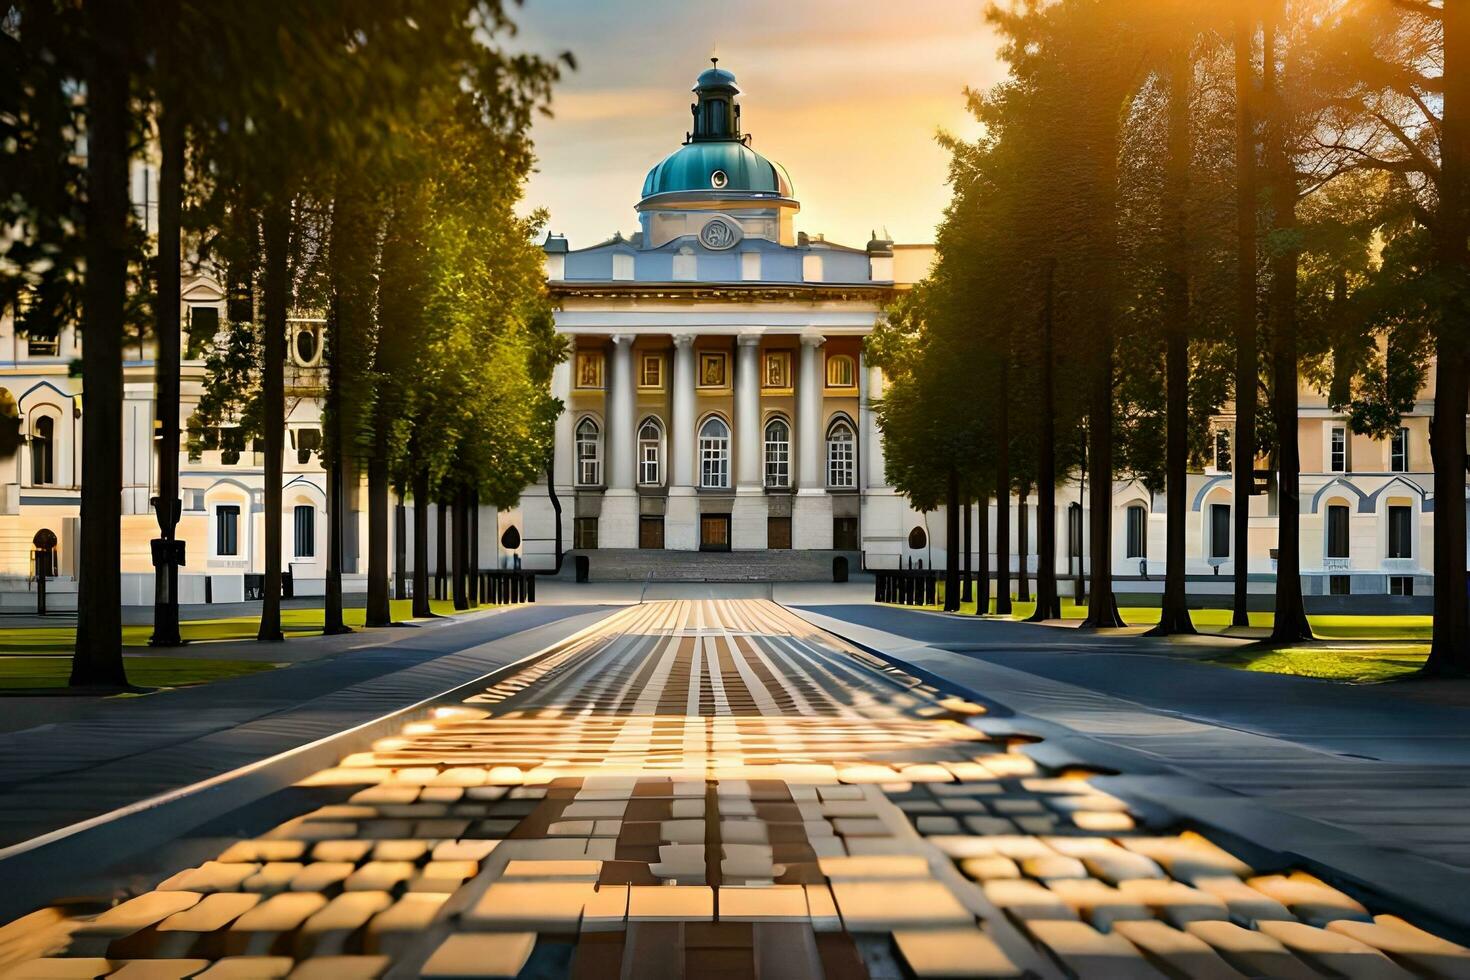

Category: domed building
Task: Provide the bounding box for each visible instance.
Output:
[517,63,937,569]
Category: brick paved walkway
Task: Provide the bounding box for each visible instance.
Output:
[4,599,1468,977]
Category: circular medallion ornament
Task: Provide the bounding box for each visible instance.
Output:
[699,216,742,250]
[710,169,728,189]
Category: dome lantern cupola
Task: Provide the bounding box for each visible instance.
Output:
[690,58,741,142]
[637,62,799,248]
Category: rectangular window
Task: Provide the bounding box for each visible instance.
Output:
[574,351,604,389]
[1214,429,1231,472]
[1210,503,1231,559]
[827,429,856,489]
[763,351,791,389]
[700,440,729,488]
[1330,574,1351,595]
[294,505,315,558]
[1387,504,1412,559]
[1330,426,1347,472]
[698,351,727,388]
[574,517,598,550]
[639,440,660,486]
[1390,575,1414,596]
[1390,427,1408,473]
[1125,507,1146,559]
[26,334,59,357]
[187,305,219,357]
[1327,504,1350,559]
[825,354,856,389]
[216,505,240,557]
[638,353,663,390]
[764,430,789,488]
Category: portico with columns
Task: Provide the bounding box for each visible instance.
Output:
[511,61,934,569]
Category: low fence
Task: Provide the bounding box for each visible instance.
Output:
[473,569,536,605]
[874,569,939,606]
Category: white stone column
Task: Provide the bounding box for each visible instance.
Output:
[735,334,762,489]
[666,333,699,550]
[671,334,696,489]
[794,333,833,549]
[600,334,638,549]
[865,362,886,489]
[798,334,825,489]
[732,333,767,549]
[607,334,636,490]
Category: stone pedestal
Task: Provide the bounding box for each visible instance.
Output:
[732,488,768,551]
[793,491,834,550]
[599,489,639,550]
[665,489,698,551]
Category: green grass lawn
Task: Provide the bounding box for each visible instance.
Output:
[904,591,1432,640]
[895,588,1434,681]
[0,655,279,690]
[0,597,476,656]
[1212,645,1429,683]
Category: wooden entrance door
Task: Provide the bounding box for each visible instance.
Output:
[700,515,731,552]
[639,516,664,550]
[767,516,792,550]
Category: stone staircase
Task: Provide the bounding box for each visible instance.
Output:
[565,549,861,583]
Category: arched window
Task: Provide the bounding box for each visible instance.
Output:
[30,415,54,486]
[826,354,856,389]
[764,417,790,488]
[638,417,663,486]
[1125,504,1146,559]
[826,418,855,488]
[699,417,730,489]
[575,417,601,486]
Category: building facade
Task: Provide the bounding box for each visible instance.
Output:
[509,64,933,568]
[0,62,1448,605]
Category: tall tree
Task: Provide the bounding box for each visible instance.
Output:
[1232,8,1261,628]
[71,0,133,685]
[1263,10,1313,643]
[1149,40,1201,636]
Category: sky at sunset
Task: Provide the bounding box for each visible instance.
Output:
[512,0,1003,250]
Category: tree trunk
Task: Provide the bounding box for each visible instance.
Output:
[1081,106,1125,629]
[324,448,349,634]
[365,437,390,626]
[394,499,407,600]
[1018,481,1031,603]
[1082,367,1124,627]
[961,500,973,604]
[1264,16,1311,644]
[149,76,184,648]
[412,467,432,618]
[255,200,287,643]
[995,359,1013,615]
[469,488,480,607]
[1426,0,1470,675]
[321,297,347,635]
[1151,46,1198,637]
[1232,10,1259,629]
[451,489,469,610]
[944,468,961,611]
[71,2,130,687]
[436,501,448,600]
[547,456,564,573]
[974,495,990,615]
[1029,259,1063,622]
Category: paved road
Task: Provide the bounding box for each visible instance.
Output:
[2,599,1466,978]
[0,603,612,845]
[800,604,1470,764]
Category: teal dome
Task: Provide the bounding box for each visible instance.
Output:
[641,141,793,199]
